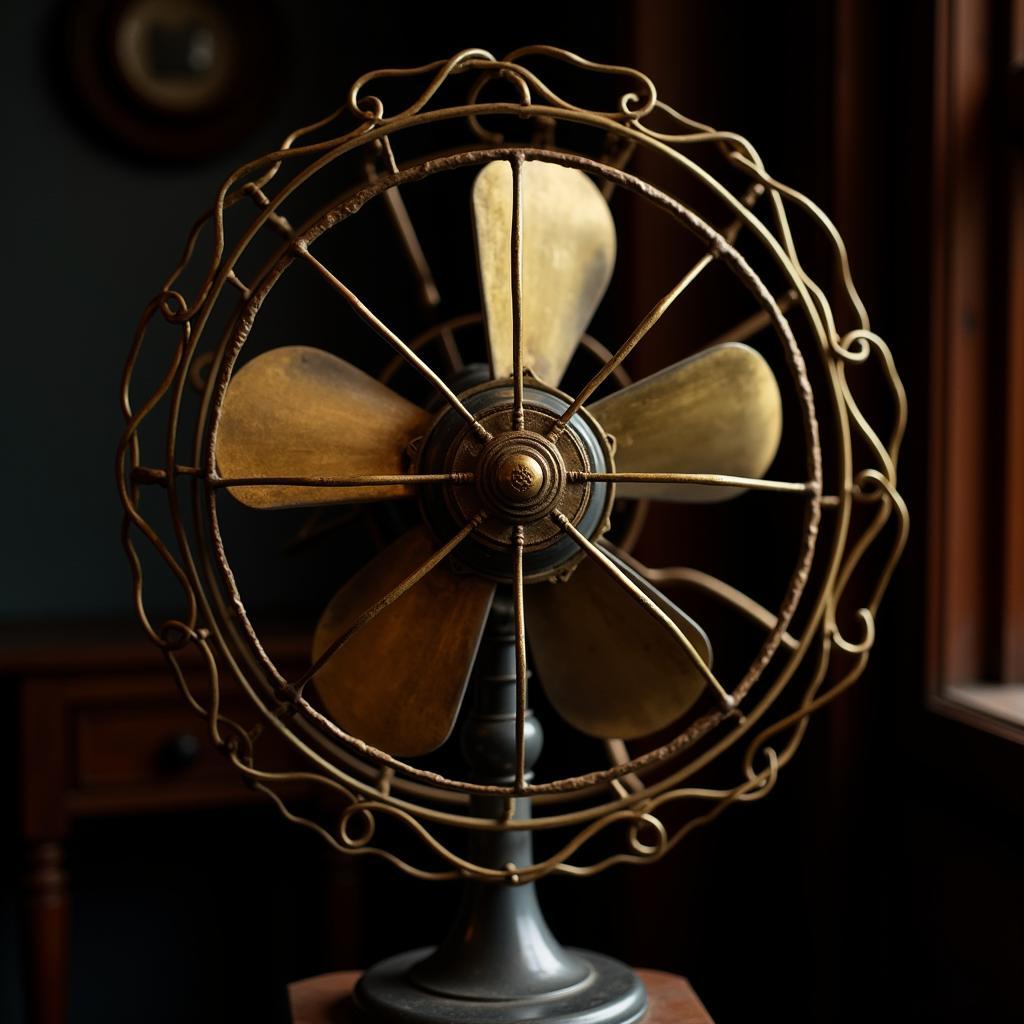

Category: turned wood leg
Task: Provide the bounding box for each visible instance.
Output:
[25,841,69,1024]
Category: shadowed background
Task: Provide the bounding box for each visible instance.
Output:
[2,2,1022,1023]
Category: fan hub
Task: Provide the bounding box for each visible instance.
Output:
[416,377,614,583]
[476,433,565,522]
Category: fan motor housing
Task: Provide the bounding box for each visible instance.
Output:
[416,377,615,583]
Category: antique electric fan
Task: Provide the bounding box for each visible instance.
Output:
[118,47,907,1023]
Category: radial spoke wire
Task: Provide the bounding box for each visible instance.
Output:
[294,242,490,441]
[367,138,463,373]
[552,511,735,710]
[606,544,801,652]
[704,289,798,350]
[291,514,486,696]
[510,154,526,430]
[567,471,815,495]
[549,256,710,441]
[549,186,763,441]
[513,525,528,792]
[210,472,473,489]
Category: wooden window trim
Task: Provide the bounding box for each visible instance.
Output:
[927,0,1024,740]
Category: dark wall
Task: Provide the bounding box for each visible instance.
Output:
[3,2,1022,1024]
[0,1,629,622]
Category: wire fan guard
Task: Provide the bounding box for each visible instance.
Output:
[117,47,907,884]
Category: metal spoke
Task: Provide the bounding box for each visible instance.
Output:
[243,182,295,239]
[604,738,644,794]
[381,185,463,373]
[567,470,815,496]
[367,139,464,373]
[606,545,800,652]
[210,472,473,490]
[376,764,395,796]
[291,514,485,696]
[552,511,735,710]
[703,289,798,350]
[513,525,528,792]
[294,242,490,441]
[548,186,763,442]
[510,154,526,430]
[548,257,711,441]
[378,313,482,387]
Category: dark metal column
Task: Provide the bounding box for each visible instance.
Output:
[354,595,647,1024]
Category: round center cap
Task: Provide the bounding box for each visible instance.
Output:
[495,452,545,503]
[472,429,568,524]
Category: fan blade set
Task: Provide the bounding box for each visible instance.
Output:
[214,159,784,758]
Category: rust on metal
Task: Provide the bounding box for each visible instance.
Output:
[116,46,906,886]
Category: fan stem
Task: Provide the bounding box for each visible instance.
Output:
[355,597,647,1022]
[403,595,588,999]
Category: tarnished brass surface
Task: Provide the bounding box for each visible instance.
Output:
[312,528,495,757]
[215,346,430,508]
[116,47,907,886]
[417,381,613,580]
[473,159,616,385]
[590,343,782,503]
[527,551,712,739]
[447,410,584,554]
[495,451,545,503]
[471,424,568,530]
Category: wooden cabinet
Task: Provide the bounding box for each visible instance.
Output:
[9,626,309,1024]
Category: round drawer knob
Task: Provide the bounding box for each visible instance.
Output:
[159,732,202,772]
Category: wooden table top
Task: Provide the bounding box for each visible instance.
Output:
[288,968,715,1023]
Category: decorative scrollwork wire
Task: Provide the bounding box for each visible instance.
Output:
[117,47,908,884]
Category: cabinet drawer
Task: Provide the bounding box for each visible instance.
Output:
[18,637,311,834]
[74,701,242,790]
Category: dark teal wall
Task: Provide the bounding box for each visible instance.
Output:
[1,1,622,623]
[4,4,1021,1024]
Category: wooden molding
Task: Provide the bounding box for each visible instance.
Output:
[927,0,1024,740]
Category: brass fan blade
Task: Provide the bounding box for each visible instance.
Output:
[215,346,431,509]
[590,342,783,502]
[527,550,712,739]
[472,159,616,385]
[312,528,495,757]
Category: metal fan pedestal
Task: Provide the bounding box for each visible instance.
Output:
[356,598,646,1024]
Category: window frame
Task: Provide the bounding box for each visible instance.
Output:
[926,0,1024,741]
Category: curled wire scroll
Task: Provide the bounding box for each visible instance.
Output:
[116,47,907,883]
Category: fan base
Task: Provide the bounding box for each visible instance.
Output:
[354,947,647,1024]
